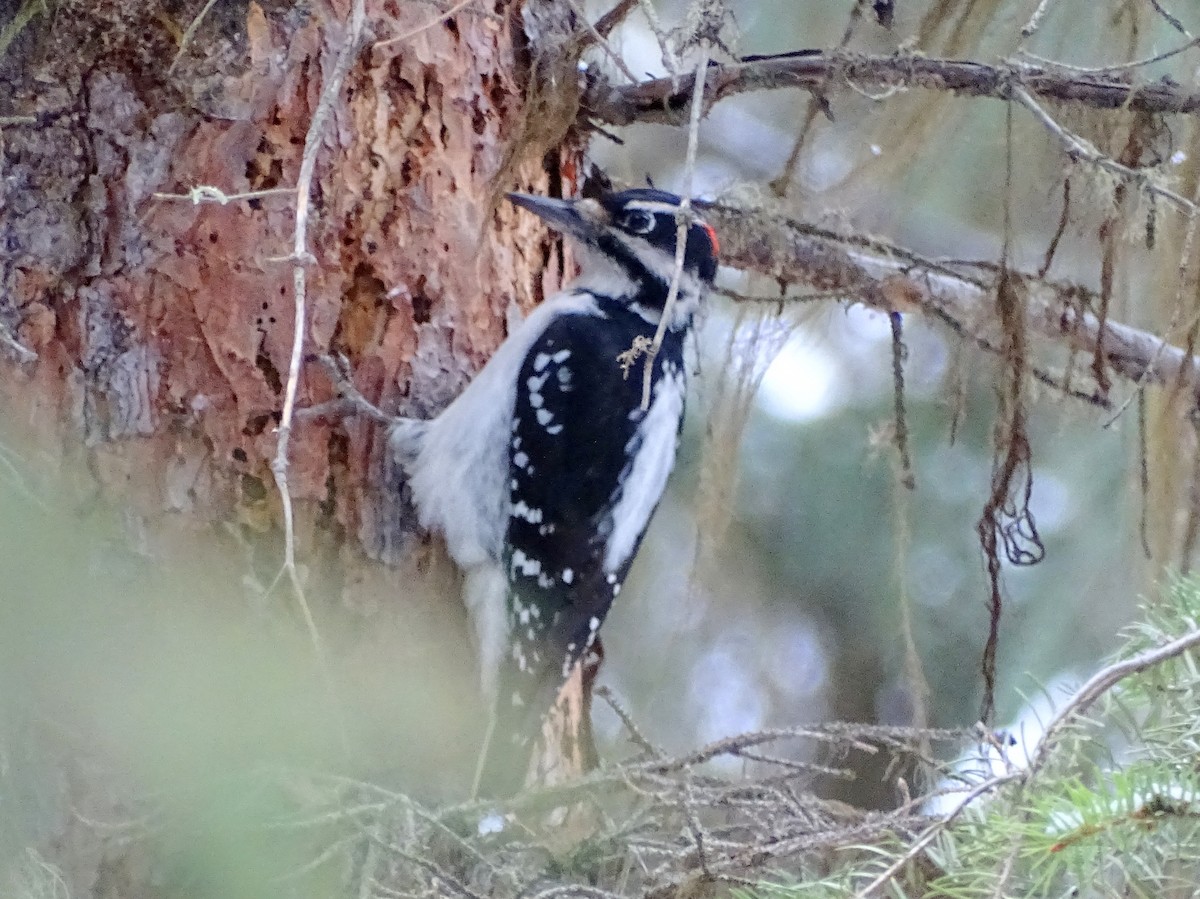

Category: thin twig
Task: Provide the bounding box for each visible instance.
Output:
[769,0,866,197]
[531,887,626,899]
[1146,0,1192,38]
[639,45,708,410]
[271,834,358,882]
[269,0,367,758]
[636,0,678,77]
[153,185,297,205]
[1011,85,1198,216]
[595,685,664,757]
[356,834,379,899]
[1015,33,1200,75]
[718,287,847,304]
[991,833,1024,899]
[853,773,1020,898]
[369,833,487,899]
[0,324,37,364]
[310,354,396,424]
[375,0,478,48]
[731,749,854,778]
[641,724,960,774]
[681,777,713,880]
[1138,390,1153,559]
[565,0,638,83]
[1020,0,1055,37]
[1028,625,1200,774]
[167,0,219,75]
[0,442,49,510]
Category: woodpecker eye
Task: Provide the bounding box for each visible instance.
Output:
[618,209,656,235]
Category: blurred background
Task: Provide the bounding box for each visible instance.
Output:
[592,0,1163,803]
[3,0,1196,893]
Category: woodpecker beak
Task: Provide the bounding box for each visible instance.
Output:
[507,193,603,242]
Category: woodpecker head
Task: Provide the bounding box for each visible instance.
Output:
[508,188,719,330]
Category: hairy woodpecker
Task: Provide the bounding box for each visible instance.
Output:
[388,188,719,795]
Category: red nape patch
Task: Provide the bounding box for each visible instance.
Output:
[702,222,720,257]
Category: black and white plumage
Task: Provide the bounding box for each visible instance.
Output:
[388,188,719,795]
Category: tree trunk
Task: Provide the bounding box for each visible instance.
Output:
[2,0,578,583]
[1,0,582,891]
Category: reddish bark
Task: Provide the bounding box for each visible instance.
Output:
[0,8,592,866]
[0,0,577,600]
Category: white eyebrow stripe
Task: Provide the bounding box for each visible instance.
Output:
[623,200,685,215]
[621,200,712,228]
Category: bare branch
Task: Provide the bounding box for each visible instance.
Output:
[565,0,638,83]
[591,0,639,39]
[585,51,1200,126]
[1146,0,1193,38]
[431,722,969,824]
[853,772,1021,898]
[268,0,367,759]
[153,185,296,205]
[1020,0,1056,37]
[699,203,1200,409]
[1011,86,1198,216]
[369,831,488,899]
[309,354,396,425]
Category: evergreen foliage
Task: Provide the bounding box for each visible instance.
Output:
[753,578,1200,899]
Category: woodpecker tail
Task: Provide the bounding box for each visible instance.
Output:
[472,640,603,799]
[462,565,507,705]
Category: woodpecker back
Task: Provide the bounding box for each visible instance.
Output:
[388,189,719,796]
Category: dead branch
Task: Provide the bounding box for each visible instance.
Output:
[308,720,964,899]
[592,0,639,39]
[699,203,1200,409]
[852,772,1020,898]
[1012,85,1197,215]
[269,0,367,759]
[423,723,971,825]
[585,51,1200,126]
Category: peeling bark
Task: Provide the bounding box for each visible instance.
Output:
[0,0,578,584]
